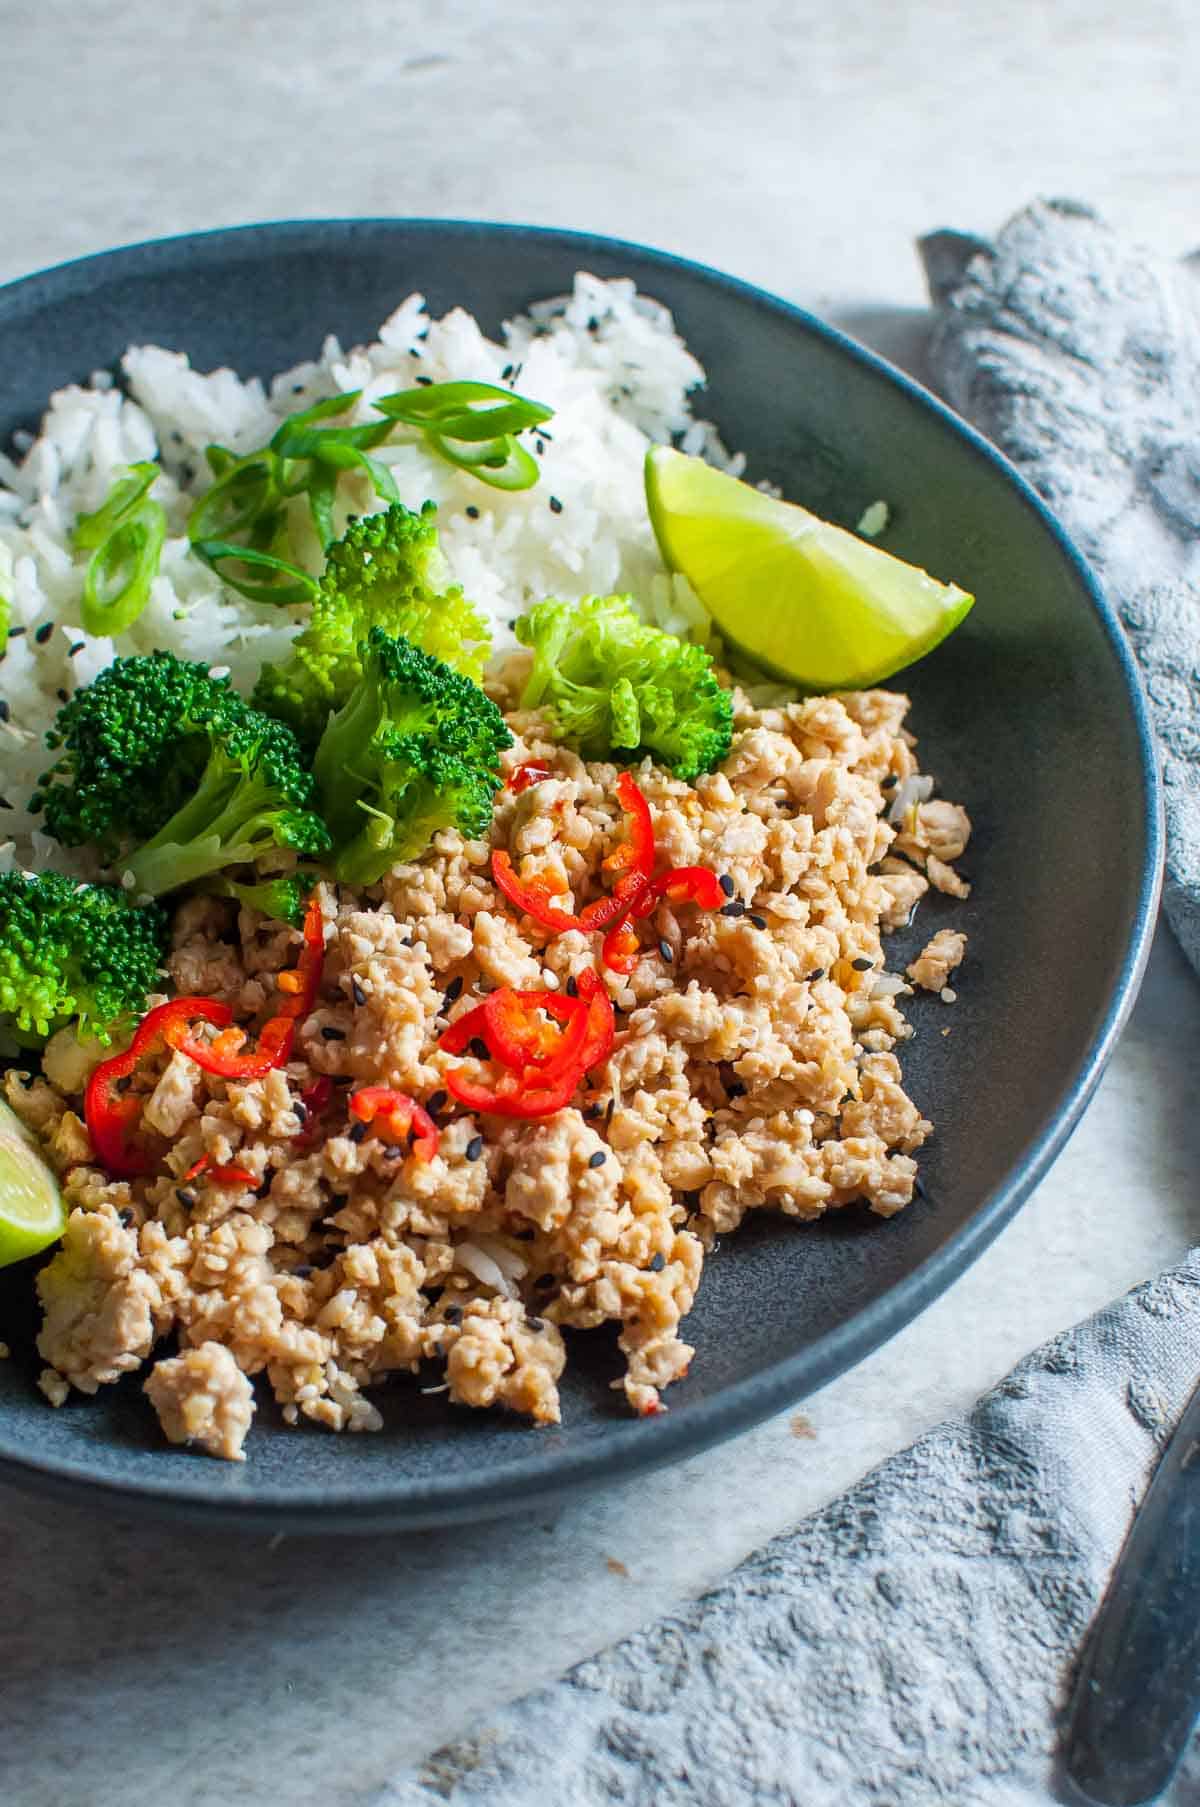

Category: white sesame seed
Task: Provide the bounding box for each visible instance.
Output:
[120,870,136,890]
[940,986,957,1004]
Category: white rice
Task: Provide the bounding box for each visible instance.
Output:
[0,272,741,876]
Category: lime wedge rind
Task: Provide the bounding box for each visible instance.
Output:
[645,445,974,692]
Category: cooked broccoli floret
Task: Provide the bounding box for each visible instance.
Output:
[313,627,511,886]
[253,501,491,746]
[0,870,168,1044]
[515,594,733,781]
[210,869,318,928]
[37,650,330,900]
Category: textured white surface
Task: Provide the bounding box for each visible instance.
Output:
[2,4,1199,1803]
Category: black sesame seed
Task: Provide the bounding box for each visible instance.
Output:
[808,968,826,982]
[465,504,480,519]
[527,1315,545,1332]
[649,1253,666,1273]
[587,316,600,332]
[548,495,563,514]
[34,622,53,645]
[444,1303,463,1324]
[501,363,514,381]
[750,915,767,930]
[720,901,745,919]
[469,1036,490,1060]
[118,1208,134,1227]
[537,427,553,442]
[718,874,736,898]
[351,977,367,1007]
[565,975,578,998]
[320,1024,346,1041]
[7,624,24,638]
[0,699,9,723]
[427,1089,447,1115]
[658,938,674,962]
[605,1097,616,1123]
[176,1188,196,1208]
[402,935,415,948]
[443,975,464,1007]
[535,439,545,456]
[584,1101,603,1120]
[465,1135,484,1162]
[881,773,898,790]
[69,641,85,657]
[414,374,433,386]
[294,1102,308,1125]
[851,957,873,972]
[55,688,68,704]
[588,1149,607,1169]
[0,797,10,810]
[348,1120,368,1144]
[293,1265,314,1279]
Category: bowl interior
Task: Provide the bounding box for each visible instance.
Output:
[0,222,1159,1526]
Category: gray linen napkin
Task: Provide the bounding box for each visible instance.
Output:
[380,205,1200,1806]
[923,198,1200,972]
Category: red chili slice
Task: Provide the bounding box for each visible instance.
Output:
[574,969,615,1071]
[601,918,642,976]
[444,1061,581,1120]
[482,988,588,1076]
[293,1075,334,1149]
[86,998,234,1178]
[348,1087,440,1162]
[436,999,490,1057]
[507,761,554,794]
[179,1154,258,1187]
[647,865,725,911]
[275,892,325,1020]
[603,771,655,881]
[490,851,583,934]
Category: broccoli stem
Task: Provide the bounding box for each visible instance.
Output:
[124,757,293,899]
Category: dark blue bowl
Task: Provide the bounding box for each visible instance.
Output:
[0,221,1162,1530]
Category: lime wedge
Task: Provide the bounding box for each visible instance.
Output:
[644,446,974,690]
[0,1097,65,1269]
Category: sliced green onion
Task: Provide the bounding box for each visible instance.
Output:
[80,501,167,637]
[428,432,540,491]
[187,452,285,545]
[72,463,160,552]
[190,539,320,606]
[372,380,553,494]
[304,462,340,553]
[373,380,552,434]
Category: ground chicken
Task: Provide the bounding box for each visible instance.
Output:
[907,928,968,992]
[13,685,967,1458]
[144,1342,256,1461]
